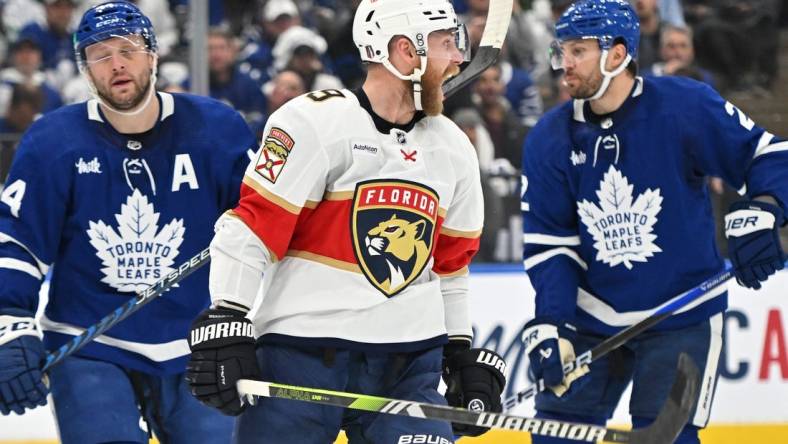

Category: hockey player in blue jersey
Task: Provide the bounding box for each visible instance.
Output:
[520,1,787,443]
[0,2,255,443]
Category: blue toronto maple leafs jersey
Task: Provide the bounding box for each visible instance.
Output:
[0,92,255,374]
[521,76,788,335]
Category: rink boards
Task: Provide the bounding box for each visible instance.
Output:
[1,267,787,442]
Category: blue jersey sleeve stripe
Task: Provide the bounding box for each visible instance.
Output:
[577,283,727,327]
[523,233,581,247]
[41,314,190,362]
[524,247,587,271]
[0,258,42,279]
[0,232,48,275]
[753,131,776,156]
[753,140,788,160]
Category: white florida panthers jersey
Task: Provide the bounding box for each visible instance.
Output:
[211,88,484,351]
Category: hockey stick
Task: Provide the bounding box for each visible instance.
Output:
[237,353,698,443]
[503,261,787,410]
[41,247,211,372]
[38,5,512,372]
[442,0,513,99]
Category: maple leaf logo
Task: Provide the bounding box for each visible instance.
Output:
[577,165,663,269]
[87,189,185,292]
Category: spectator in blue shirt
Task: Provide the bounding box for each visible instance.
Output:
[0,35,62,114]
[17,0,76,90]
[238,0,301,85]
[0,83,43,134]
[208,26,267,134]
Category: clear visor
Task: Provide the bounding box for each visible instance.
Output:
[428,25,471,63]
[548,37,600,70]
[81,32,151,67]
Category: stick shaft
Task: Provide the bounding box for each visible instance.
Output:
[504,265,736,409]
[42,248,210,372]
[237,379,634,442]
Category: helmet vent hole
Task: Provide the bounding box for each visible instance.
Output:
[365,10,375,22]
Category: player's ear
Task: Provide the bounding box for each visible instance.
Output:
[391,36,417,61]
[608,42,627,70]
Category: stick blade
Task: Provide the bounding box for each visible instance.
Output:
[631,353,700,444]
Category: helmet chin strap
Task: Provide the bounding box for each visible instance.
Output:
[588,50,632,101]
[381,55,429,111]
[84,54,159,117]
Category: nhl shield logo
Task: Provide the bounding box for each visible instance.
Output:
[255,127,294,183]
[352,180,439,297]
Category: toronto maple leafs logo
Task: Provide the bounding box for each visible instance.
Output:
[86,189,185,292]
[577,166,663,269]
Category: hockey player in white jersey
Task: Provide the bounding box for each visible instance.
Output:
[520,1,787,443]
[185,0,507,442]
[0,2,255,443]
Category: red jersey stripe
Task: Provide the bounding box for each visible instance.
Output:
[432,232,480,276]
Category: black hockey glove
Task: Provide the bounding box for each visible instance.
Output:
[522,317,589,397]
[442,342,506,437]
[186,308,260,416]
[725,200,785,289]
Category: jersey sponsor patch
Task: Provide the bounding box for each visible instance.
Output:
[351,180,439,297]
[577,165,663,269]
[255,127,295,183]
[86,189,185,292]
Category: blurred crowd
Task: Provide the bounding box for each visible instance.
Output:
[0,0,785,262]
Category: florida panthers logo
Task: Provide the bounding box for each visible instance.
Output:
[352,180,439,297]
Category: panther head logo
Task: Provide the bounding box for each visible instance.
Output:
[364,214,430,294]
[352,180,438,297]
[263,139,290,160]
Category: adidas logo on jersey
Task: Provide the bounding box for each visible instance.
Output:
[190,321,255,346]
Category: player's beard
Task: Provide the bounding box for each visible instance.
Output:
[93,70,152,111]
[565,68,603,100]
[420,63,461,116]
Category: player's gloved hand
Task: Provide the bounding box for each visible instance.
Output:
[442,341,506,437]
[725,200,785,290]
[522,318,589,397]
[0,310,48,415]
[186,307,260,416]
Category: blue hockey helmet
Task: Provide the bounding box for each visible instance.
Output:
[555,0,640,59]
[74,1,157,68]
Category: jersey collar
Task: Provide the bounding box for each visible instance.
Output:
[87,91,175,124]
[572,76,644,126]
[353,88,426,134]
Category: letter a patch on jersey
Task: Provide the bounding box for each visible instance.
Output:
[351,180,439,297]
[255,127,295,183]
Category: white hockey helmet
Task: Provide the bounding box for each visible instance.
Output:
[353,0,467,109]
